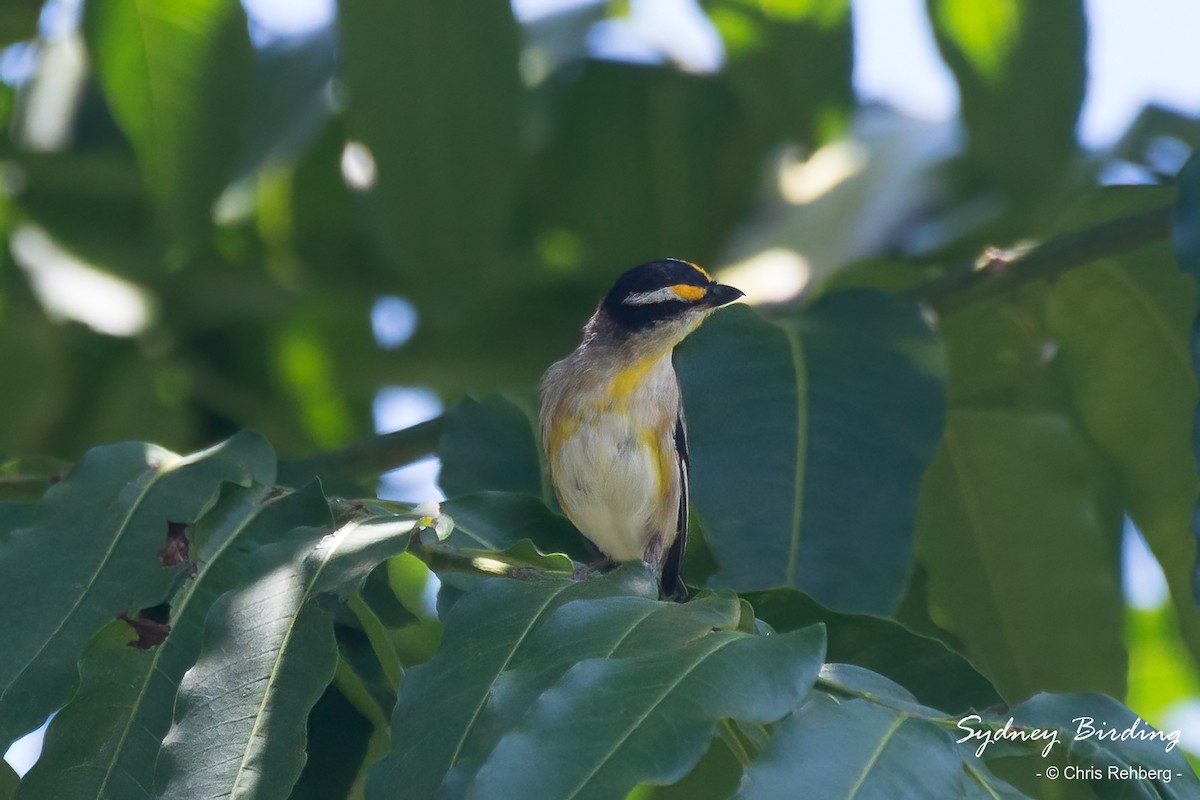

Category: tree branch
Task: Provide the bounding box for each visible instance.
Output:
[920,205,1173,315]
[288,416,445,482]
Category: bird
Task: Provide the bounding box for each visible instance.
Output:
[539,258,744,599]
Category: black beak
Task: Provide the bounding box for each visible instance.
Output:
[705,283,745,307]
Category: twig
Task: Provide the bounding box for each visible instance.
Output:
[920,205,1173,315]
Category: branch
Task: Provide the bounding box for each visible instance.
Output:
[287,416,445,482]
[920,205,1173,315]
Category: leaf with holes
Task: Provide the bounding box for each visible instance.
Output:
[16,482,332,800]
[153,509,427,800]
[0,432,274,749]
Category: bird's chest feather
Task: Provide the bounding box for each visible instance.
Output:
[550,360,680,561]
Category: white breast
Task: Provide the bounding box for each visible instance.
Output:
[545,355,681,563]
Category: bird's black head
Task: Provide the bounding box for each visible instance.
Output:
[601,258,744,332]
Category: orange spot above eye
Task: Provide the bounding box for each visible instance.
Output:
[671,284,706,302]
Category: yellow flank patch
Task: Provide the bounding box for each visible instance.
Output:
[684,260,712,281]
[641,427,672,502]
[671,284,706,302]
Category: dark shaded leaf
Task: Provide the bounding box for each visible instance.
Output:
[745,588,1001,714]
[470,626,825,800]
[444,592,745,796]
[532,61,757,271]
[366,568,659,798]
[737,691,1027,800]
[337,0,521,282]
[1010,693,1200,797]
[438,395,543,499]
[675,293,944,613]
[441,491,589,562]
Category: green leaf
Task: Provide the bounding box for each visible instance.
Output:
[16,481,331,800]
[735,693,1021,800]
[915,410,1126,702]
[337,0,521,281]
[155,509,426,799]
[926,0,1085,205]
[441,491,589,562]
[1045,187,1200,672]
[675,293,945,613]
[0,432,275,747]
[1010,693,1200,796]
[469,626,825,800]
[366,568,660,799]
[704,0,854,147]
[0,759,16,800]
[289,684,376,800]
[439,395,543,499]
[444,593,745,795]
[1172,150,1200,608]
[0,1,39,48]
[531,61,759,270]
[745,588,1001,714]
[83,0,254,248]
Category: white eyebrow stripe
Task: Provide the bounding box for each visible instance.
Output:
[622,287,685,305]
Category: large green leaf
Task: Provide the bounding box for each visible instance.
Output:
[915,410,1125,702]
[366,568,660,798]
[735,692,1023,800]
[0,432,274,747]
[337,0,521,283]
[1172,151,1200,605]
[926,0,1085,207]
[704,0,854,148]
[744,588,1001,714]
[16,482,332,800]
[438,395,543,499]
[1009,692,1200,797]
[440,491,588,563]
[83,0,254,248]
[444,593,745,796]
[0,0,39,48]
[1046,187,1200,671]
[154,509,428,799]
[675,292,945,613]
[530,61,758,271]
[469,626,824,800]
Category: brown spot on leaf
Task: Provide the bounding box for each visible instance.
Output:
[158,521,190,566]
[119,613,171,649]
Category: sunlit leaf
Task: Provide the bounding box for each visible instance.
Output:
[17,481,331,800]
[155,509,426,799]
[0,432,274,747]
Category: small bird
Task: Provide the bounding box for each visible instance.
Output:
[539,258,744,598]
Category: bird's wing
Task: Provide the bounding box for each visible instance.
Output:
[661,407,689,600]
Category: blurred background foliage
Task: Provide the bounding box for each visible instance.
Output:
[4,0,1200,778]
